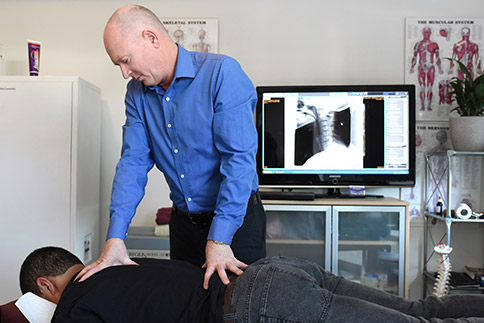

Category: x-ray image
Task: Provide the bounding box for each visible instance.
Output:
[295,99,351,165]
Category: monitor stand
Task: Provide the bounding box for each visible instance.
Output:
[259,190,315,201]
[315,188,383,199]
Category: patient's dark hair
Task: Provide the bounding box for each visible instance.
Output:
[19,246,83,295]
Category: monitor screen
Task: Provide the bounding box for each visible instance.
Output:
[256,84,416,189]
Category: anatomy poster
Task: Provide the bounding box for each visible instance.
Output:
[161,18,218,53]
[405,18,484,121]
[401,122,452,219]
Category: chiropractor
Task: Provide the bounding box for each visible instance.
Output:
[76,4,266,288]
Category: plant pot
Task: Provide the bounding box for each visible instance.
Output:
[449,116,484,152]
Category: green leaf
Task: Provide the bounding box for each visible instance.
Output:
[445,57,484,116]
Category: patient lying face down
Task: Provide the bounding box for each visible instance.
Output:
[21,247,226,322]
[20,247,484,322]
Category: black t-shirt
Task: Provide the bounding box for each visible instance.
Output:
[52,259,225,323]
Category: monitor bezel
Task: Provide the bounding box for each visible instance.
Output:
[255,84,416,188]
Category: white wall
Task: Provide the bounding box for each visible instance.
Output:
[1,0,484,300]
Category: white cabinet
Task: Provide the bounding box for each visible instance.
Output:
[264,197,409,297]
[0,76,101,303]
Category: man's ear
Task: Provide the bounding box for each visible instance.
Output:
[142,29,160,48]
[36,277,57,297]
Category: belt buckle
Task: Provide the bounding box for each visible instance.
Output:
[187,214,198,225]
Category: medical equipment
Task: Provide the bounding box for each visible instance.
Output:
[433,243,453,297]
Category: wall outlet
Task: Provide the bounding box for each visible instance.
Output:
[84,233,93,263]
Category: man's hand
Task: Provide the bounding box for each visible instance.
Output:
[75,238,138,282]
[202,240,247,290]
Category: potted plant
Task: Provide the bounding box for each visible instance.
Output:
[447,58,484,151]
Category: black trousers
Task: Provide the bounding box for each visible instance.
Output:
[169,193,267,267]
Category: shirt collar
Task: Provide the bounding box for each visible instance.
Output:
[175,45,196,79]
[145,45,195,93]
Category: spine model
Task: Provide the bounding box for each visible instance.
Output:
[433,243,453,297]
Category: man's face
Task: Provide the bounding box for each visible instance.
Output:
[104,24,160,87]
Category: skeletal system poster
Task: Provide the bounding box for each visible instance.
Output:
[161,18,218,53]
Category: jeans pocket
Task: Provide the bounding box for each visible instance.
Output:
[258,266,328,323]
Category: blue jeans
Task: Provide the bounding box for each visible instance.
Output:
[227,257,484,322]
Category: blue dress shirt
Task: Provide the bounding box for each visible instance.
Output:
[107,46,259,245]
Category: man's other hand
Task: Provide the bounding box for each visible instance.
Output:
[75,238,138,282]
[202,240,247,289]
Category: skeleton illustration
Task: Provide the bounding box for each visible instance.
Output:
[295,99,351,165]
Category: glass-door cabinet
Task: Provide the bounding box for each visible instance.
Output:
[265,204,331,269]
[263,199,407,297]
[333,206,406,297]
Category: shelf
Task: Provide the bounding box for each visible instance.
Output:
[447,150,484,157]
[262,197,409,207]
[338,240,398,246]
[267,239,397,246]
[424,212,484,223]
[423,150,484,297]
[423,271,483,290]
[267,239,325,245]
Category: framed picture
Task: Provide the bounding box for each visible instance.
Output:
[405,18,484,121]
[402,121,451,219]
[161,18,218,53]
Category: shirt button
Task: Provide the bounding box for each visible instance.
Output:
[167,124,172,128]
[180,174,185,178]
[166,97,170,101]
[174,149,178,153]
[187,197,192,202]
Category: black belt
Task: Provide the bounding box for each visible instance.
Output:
[222,274,238,322]
[172,205,214,225]
[173,190,261,225]
[247,189,262,207]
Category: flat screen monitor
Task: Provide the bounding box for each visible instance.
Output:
[256,84,416,195]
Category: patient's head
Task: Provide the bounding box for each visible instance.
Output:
[19,246,84,303]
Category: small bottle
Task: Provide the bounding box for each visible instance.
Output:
[436,196,443,216]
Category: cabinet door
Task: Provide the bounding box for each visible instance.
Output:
[332,206,405,296]
[264,204,331,269]
[0,80,73,302]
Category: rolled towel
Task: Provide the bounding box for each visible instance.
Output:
[156,207,171,225]
[15,292,56,323]
[154,224,170,237]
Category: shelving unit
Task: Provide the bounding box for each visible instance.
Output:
[423,150,484,297]
[263,197,409,297]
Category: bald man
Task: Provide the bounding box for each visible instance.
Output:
[77,5,266,289]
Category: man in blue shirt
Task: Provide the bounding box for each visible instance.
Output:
[77,4,266,289]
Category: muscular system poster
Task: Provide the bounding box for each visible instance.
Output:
[405,18,484,121]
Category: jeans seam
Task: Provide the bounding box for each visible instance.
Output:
[242,264,264,322]
[259,265,275,318]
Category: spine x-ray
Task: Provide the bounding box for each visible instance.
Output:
[295,99,351,166]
